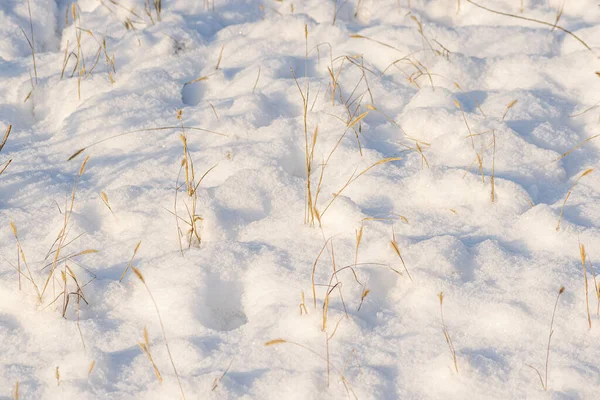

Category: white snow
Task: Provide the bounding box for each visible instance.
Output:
[1,0,600,398]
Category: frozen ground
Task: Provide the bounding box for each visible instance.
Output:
[1,0,600,398]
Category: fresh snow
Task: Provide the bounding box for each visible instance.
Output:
[1,0,600,399]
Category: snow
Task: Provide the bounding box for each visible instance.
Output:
[1,0,600,398]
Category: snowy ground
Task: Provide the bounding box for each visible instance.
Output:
[1,0,600,398]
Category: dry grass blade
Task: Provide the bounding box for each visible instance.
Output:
[579,243,592,329]
[173,113,216,250]
[67,125,228,161]
[455,99,477,152]
[320,157,402,219]
[528,286,565,391]
[502,100,518,121]
[184,75,211,86]
[14,381,18,400]
[410,15,435,55]
[40,156,92,301]
[555,134,600,161]
[10,221,41,296]
[325,239,349,319]
[299,290,308,315]
[0,159,12,176]
[79,156,91,176]
[208,102,219,120]
[211,357,235,391]
[264,336,355,394]
[491,130,496,203]
[72,249,99,257]
[119,241,142,282]
[347,111,369,128]
[68,148,86,161]
[138,327,163,383]
[551,1,565,32]
[569,100,600,118]
[253,66,261,93]
[556,168,593,231]
[265,338,287,346]
[357,286,370,311]
[24,0,38,84]
[0,124,11,153]
[312,237,332,308]
[354,225,363,272]
[55,366,60,386]
[322,282,340,332]
[99,191,114,214]
[349,34,402,52]
[88,360,96,377]
[438,292,458,373]
[215,45,225,70]
[132,267,186,399]
[391,229,413,281]
[588,257,600,316]
[326,316,345,386]
[467,0,594,54]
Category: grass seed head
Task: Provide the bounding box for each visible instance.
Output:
[132,267,145,283]
[79,156,90,176]
[265,339,287,346]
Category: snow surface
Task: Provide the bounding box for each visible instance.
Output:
[1,0,600,398]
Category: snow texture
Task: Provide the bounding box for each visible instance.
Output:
[1,0,600,399]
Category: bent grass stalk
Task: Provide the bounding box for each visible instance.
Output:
[67,126,228,161]
[212,358,235,391]
[556,168,593,231]
[319,157,402,220]
[526,286,565,391]
[467,0,594,54]
[555,133,600,161]
[132,267,185,399]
